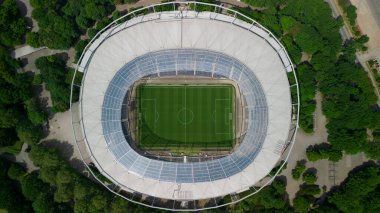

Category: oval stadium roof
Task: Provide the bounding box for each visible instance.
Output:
[78,8,294,202]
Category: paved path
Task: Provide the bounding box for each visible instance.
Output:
[366,0,380,29]
[12,45,46,58]
[282,92,328,202]
[41,102,87,173]
[1,143,39,172]
[282,92,368,203]
[15,143,39,172]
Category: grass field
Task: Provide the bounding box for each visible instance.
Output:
[137,84,235,154]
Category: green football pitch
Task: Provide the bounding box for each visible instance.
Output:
[136,84,235,154]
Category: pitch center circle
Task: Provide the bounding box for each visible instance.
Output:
[178,108,194,125]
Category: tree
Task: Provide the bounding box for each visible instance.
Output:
[25,99,47,124]
[256,178,288,209]
[364,142,380,160]
[346,5,357,26]
[296,63,317,132]
[85,2,107,20]
[16,122,43,145]
[0,174,30,212]
[110,197,130,213]
[21,174,49,201]
[0,0,27,46]
[328,165,380,212]
[294,25,324,54]
[306,144,343,162]
[88,194,109,212]
[112,10,121,21]
[74,178,99,200]
[35,55,71,112]
[302,170,317,184]
[74,39,89,62]
[75,15,91,30]
[87,28,98,39]
[29,145,62,168]
[32,193,55,213]
[298,184,321,196]
[33,73,43,85]
[0,127,18,147]
[39,166,59,185]
[293,195,314,212]
[7,163,26,180]
[0,106,22,128]
[292,161,306,180]
[280,16,297,33]
[54,183,74,203]
[26,32,42,48]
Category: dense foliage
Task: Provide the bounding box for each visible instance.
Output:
[26,145,162,212]
[0,48,45,149]
[292,161,306,180]
[28,0,114,49]
[338,0,358,34]
[302,169,317,184]
[35,55,74,112]
[318,164,380,212]
[240,0,379,159]
[220,178,292,212]
[0,159,32,212]
[306,143,343,162]
[0,0,27,47]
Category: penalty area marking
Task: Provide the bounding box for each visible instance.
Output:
[214,99,232,135]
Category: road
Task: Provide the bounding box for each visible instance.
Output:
[366,0,380,29]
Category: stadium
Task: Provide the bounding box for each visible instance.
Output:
[70,1,300,211]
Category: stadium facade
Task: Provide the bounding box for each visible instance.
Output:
[70,1,300,211]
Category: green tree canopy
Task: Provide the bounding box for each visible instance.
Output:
[21,174,49,201]
[0,0,27,46]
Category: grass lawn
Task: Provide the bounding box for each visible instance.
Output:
[137,84,235,154]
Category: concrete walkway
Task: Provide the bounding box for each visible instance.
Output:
[1,143,39,172]
[12,45,46,58]
[41,102,87,173]
[15,143,39,172]
[282,92,368,202]
[282,92,328,201]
